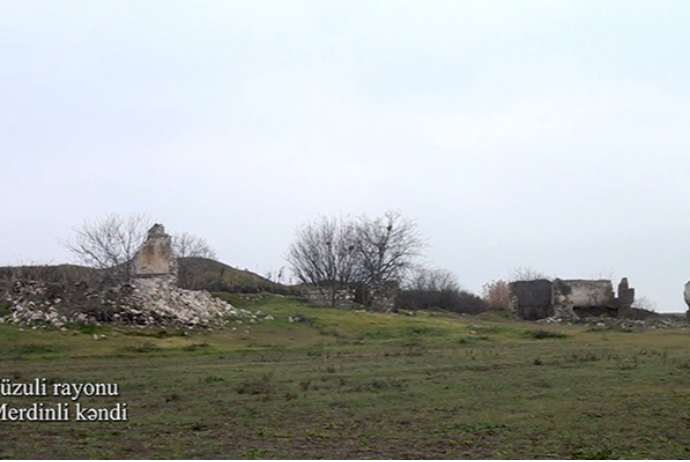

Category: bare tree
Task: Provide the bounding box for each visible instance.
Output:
[173,232,217,260]
[173,232,218,289]
[407,267,461,292]
[354,210,425,286]
[632,295,657,312]
[61,213,152,284]
[401,267,487,313]
[286,210,426,307]
[286,215,360,306]
[509,266,551,282]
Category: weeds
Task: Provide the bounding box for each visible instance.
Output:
[572,448,616,459]
[182,342,210,351]
[402,338,426,356]
[526,329,568,340]
[235,373,274,396]
[11,343,58,354]
[0,300,10,317]
[123,341,159,353]
[348,378,407,393]
[440,422,506,434]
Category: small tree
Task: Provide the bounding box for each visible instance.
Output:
[61,213,152,284]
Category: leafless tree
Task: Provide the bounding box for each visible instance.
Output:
[286,215,360,306]
[407,267,461,292]
[173,232,218,289]
[173,232,217,260]
[509,266,551,282]
[401,266,487,313]
[286,210,426,307]
[61,213,152,284]
[354,210,425,286]
[632,295,657,312]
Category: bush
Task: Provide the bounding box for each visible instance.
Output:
[399,289,487,314]
[482,279,511,310]
[526,329,568,340]
[235,373,274,395]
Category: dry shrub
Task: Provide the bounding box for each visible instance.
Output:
[482,279,511,310]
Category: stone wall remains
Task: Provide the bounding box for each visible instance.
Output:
[510,277,636,321]
[132,224,177,293]
[509,280,553,320]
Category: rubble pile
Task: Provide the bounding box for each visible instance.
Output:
[1,280,271,329]
[0,224,274,330]
[538,314,688,330]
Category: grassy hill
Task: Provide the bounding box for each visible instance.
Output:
[1,293,690,458]
[0,258,293,294]
[177,257,293,294]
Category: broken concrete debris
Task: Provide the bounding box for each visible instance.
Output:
[0,224,271,329]
[1,280,268,329]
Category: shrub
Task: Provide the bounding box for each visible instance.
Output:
[235,373,273,395]
[399,289,487,314]
[482,279,511,310]
[526,329,568,340]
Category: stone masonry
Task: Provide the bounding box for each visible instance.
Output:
[132,224,178,293]
[510,277,636,321]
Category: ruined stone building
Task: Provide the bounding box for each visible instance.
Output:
[510,277,636,320]
[132,224,178,293]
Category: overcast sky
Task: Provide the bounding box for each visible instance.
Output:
[2,0,690,312]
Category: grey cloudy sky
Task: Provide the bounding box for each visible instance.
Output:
[2,0,690,311]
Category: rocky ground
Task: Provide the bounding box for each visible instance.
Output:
[538,313,689,330]
[1,280,272,330]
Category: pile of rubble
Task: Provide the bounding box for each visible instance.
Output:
[1,224,276,330]
[538,314,688,330]
[1,280,272,329]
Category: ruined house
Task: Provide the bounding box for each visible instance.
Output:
[510,277,636,320]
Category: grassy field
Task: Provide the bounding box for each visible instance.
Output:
[1,294,690,459]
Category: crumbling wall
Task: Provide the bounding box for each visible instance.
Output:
[554,279,617,318]
[510,277,635,321]
[368,282,400,312]
[302,287,356,308]
[617,277,635,318]
[509,280,553,320]
[132,224,177,293]
[302,282,399,311]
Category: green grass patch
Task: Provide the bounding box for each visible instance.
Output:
[0,299,11,317]
[1,297,690,458]
[181,342,210,351]
[121,341,160,353]
[11,343,60,355]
